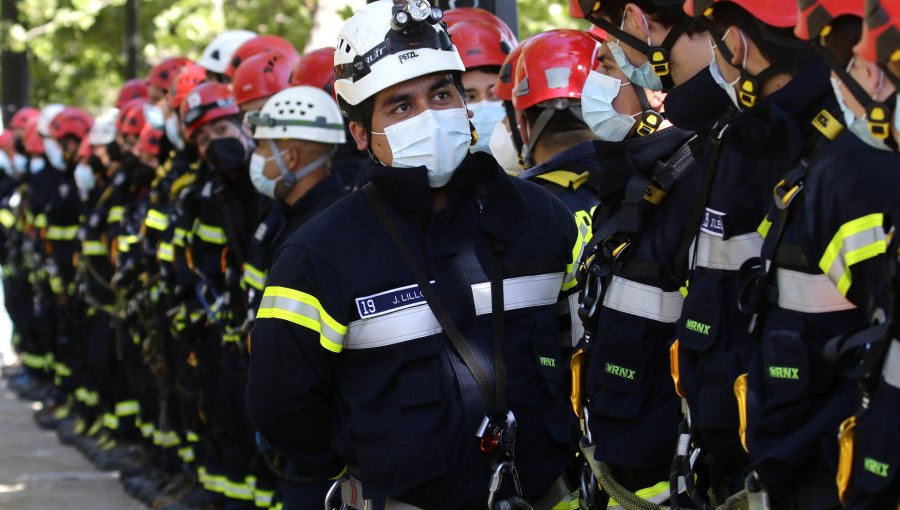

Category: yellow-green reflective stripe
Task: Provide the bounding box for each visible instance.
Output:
[223,333,242,343]
[50,277,64,294]
[107,206,124,223]
[173,227,187,247]
[46,224,79,240]
[255,489,274,508]
[117,235,139,253]
[818,214,886,297]
[141,422,155,438]
[178,446,196,463]
[256,286,347,353]
[157,242,175,262]
[551,497,580,510]
[53,362,72,377]
[194,220,227,245]
[144,209,169,231]
[758,217,773,238]
[187,431,199,442]
[0,209,16,229]
[20,353,45,368]
[103,413,119,430]
[82,240,108,256]
[34,214,47,228]
[115,400,140,417]
[564,210,591,292]
[225,479,254,500]
[242,263,267,291]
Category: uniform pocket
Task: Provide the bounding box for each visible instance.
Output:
[356,435,448,497]
[587,317,650,421]
[761,329,810,400]
[843,382,900,509]
[676,275,722,354]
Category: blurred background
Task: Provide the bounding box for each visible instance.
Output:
[0,0,588,121]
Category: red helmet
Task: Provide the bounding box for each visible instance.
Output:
[233,52,298,107]
[0,131,13,156]
[136,123,164,157]
[224,35,299,79]
[179,82,240,140]
[512,29,601,111]
[493,37,534,102]
[447,19,516,70]
[24,123,44,155]
[857,0,900,65]
[587,25,607,42]
[118,99,148,137]
[49,107,94,142]
[683,0,798,28]
[148,57,192,93]
[10,107,40,132]
[169,63,207,110]
[443,7,517,43]
[115,79,150,109]
[796,0,863,40]
[288,47,336,92]
[77,136,92,160]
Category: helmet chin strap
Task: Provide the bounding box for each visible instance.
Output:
[267,139,332,199]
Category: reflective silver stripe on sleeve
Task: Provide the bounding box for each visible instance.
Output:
[884,339,900,389]
[345,304,441,350]
[602,276,684,323]
[691,231,763,271]
[775,268,856,313]
[470,272,564,316]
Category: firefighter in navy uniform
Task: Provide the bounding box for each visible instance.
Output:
[508,30,602,223]
[823,1,900,508]
[179,81,260,509]
[247,1,583,509]
[243,84,348,509]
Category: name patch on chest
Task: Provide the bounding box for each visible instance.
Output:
[700,207,726,237]
[355,282,433,319]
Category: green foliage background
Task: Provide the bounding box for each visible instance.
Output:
[0,0,588,111]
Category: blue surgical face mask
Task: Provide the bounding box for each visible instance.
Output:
[468,101,506,154]
[709,39,740,109]
[607,12,663,91]
[580,71,637,142]
[831,75,891,151]
[43,138,66,170]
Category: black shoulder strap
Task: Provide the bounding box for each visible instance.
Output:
[361,183,507,418]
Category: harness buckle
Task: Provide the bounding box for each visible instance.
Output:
[772,179,803,211]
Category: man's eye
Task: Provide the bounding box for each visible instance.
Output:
[394,104,411,114]
[435,91,450,102]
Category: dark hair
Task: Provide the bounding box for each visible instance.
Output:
[821,15,862,70]
[596,0,708,36]
[710,3,809,74]
[523,105,592,147]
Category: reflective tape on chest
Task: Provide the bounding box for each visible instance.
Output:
[692,231,762,271]
[345,273,564,350]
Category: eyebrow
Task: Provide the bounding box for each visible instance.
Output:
[379,75,456,111]
[598,50,614,65]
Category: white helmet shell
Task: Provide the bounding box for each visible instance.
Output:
[251,86,346,144]
[88,108,120,146]
[37,104,65,137]
[198,30,257,74]
[333,0,464,108]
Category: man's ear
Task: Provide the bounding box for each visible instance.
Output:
[623,3,649,38]
[725,27,745,67]
[348,121,369,151]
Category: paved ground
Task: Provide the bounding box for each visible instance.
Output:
[0,378,144,510]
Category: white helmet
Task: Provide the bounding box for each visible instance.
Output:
[333,0,464,109]
[249,86,346,145]
[88,108,120,146]
[198,30,257,74]
[37,104,65,137]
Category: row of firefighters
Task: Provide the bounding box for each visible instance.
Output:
[1,0,899,509]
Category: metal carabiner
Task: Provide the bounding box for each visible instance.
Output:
[324,474,348,510]
[487,461,524,509]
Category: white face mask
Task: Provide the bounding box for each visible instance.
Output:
[372,107,471,188]
[74,163,95,198]
[249,152,282,199]
[30,157,46,174]
[165,116,185,151]
[709,37,741,109]
[831,75,891,151]
[581,71,638,142]
[488,120,522,175]
[44,138,66,170]
[0,151,10,177]
[13,153,28,175]
[468,100,506,154]
[249,141,331,200]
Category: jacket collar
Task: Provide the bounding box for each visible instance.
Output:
[519,141,599,181]
[368,151,528,243]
